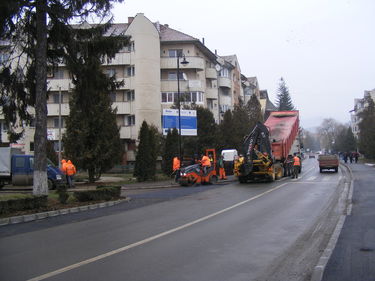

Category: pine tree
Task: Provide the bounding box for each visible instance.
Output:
[218,110,235,150]
[232,100,251,152]
[0,0,124,194]
[62,23,128,183]
[162,129,179,175]
[134,121,154,182]
[275,77,295,111]
[358,96,375,159]
[246,94,263,128]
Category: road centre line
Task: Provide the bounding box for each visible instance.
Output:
[27,182,288,281]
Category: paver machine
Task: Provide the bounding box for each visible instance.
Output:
[178,148,218,186]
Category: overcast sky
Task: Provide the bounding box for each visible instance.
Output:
[111,0,375,129]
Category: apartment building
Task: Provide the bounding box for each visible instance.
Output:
[351,89,375,138]
[1,13,269,164]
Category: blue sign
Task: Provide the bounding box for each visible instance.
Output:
[162,109,197,136]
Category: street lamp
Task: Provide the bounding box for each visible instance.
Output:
[58,86,62,168]
[177,54,189,161]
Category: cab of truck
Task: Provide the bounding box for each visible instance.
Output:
[11,155,64,189]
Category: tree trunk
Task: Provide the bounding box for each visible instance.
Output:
[33,0,48,195]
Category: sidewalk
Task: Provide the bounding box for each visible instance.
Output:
[321,162,375,280]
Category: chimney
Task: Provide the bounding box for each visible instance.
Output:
[202,38,205,45]
[215,49,217,55]
[155,21,160,32]
[164,24,169,28]
[128,17,134,24]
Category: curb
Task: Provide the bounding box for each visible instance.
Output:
[311,163,353,281]
[0,198,130,227]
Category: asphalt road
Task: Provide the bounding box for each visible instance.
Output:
[0,158,348,281]
[322,162,375,281]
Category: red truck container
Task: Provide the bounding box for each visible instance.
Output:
[264,111,300,162]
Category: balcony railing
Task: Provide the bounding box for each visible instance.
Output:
[205,68,217,79]
[218,76,232,88]
[160,56,204,70]
[104,53,131,66]
[112,102,133,115]
[205,88,218,99]
[120,126,137,139]
[48,79,72,91]
[47,103,70,116]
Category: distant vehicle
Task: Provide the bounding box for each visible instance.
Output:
[221,149,238,176]
[0,147,64,189]
[309,152,315,158]
[318,154,339,173]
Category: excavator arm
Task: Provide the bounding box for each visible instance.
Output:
[240,121,273,175]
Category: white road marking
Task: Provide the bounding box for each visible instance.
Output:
[307,176,317,181]
[27,182,288,281]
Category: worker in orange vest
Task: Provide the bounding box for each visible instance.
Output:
[64,160,77,188]
[60,159,68,183]
[218,154,227,180]
[200,153,211,175]
[292,153,301,179]
[172,156,181,182]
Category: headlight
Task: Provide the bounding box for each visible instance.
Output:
[56,174,62,180]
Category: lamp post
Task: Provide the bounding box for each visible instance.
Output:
[58,86,62,168]
[177,54,189,161]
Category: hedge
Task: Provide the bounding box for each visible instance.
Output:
[73,186,121,202]
[0,195,48,215]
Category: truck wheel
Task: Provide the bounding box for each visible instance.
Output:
[0,180,4,189]
[334,167,338,173]
[319,168,323,173]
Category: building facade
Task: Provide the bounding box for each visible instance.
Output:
[1,13,271,163]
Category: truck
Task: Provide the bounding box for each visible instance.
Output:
[0,147,64,189]
[318,154,339,173]
[237,111,301,183]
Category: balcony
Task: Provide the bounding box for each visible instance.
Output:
[105,53,131,66]
[161,80,189,92]
[218,76,232,88]
[116,77,134,90]
[47,103,70,116]
[48,79,72,91]
[160,56,204,70]
[205,88,218,99]
[205,68,217,79]
[112,102,133,115]
[120,126,137,139]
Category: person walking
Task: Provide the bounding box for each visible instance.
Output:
[218,155,227,180]
[65,160,77,188]
[172,156,181,182]
[292,153,301,179]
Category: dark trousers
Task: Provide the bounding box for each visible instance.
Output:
[292,166,300,178]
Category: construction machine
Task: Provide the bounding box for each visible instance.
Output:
[178,148,218,186]
[238,111,301,183]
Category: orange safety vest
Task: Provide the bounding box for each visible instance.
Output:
[201,155,211,167]
[173,157,180,171]
[293,156,301,166]
[65,161,76,176]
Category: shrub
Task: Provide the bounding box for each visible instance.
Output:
[0,195,48,215]
[73,186,121,202]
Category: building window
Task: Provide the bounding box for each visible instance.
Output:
[30,142,34,152]
[106,69,116,78]
[53,141,64,152]
[168,49,183,58]
[124,115,135,126]
[125,90,135,101]
[167,71,184,80]
[110,92,116,102]
[126,66,135,77]
[53,117,64,128]
[52,93,61,104]
[161,92,203,104]
[219,68,229,78]
[52,68,64,79]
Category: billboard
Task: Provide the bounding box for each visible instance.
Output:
[162,109,197,136]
